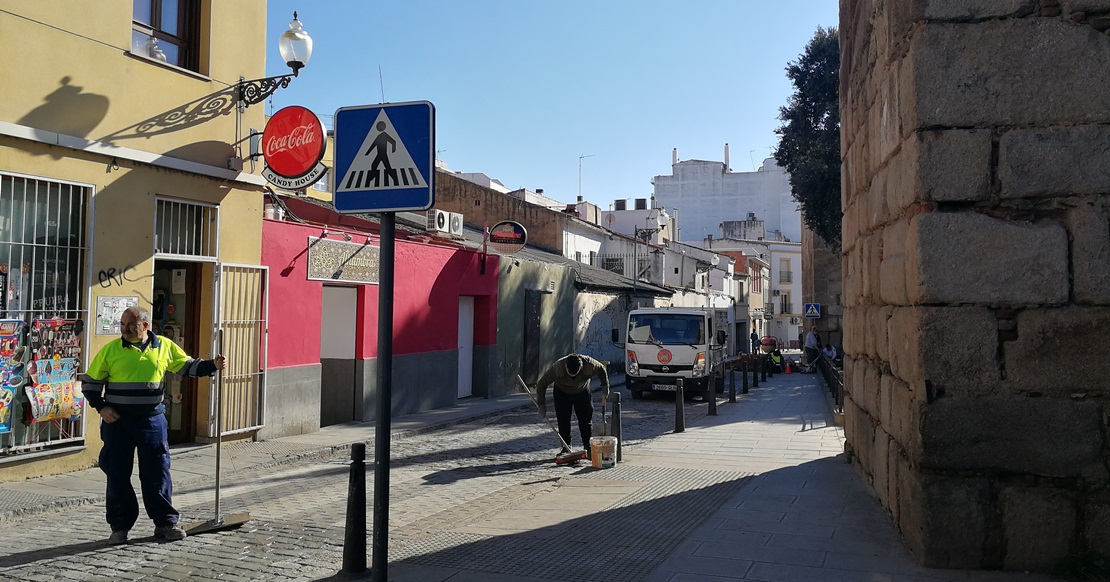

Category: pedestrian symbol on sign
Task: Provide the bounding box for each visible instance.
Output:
[804,303,821,318]
[336,109,427,193]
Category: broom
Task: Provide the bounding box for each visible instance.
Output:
[517,375,588,465]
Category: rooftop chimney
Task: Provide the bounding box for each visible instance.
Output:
[634,198,647,210]
[614,199,627,211]
[724,143,730,172]
[672,148,678,165]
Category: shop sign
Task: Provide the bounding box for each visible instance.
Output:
[306,237,379,285]
[488,220,527,254]
[262,105,328,191]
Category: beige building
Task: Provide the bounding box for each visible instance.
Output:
[0,2,276,480]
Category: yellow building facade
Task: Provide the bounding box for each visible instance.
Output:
[0,2,272,480]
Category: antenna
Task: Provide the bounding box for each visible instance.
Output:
[749,150,757,171]
[378,65,385,103]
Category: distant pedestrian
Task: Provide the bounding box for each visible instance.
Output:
[750,330,760,354]
[798,330,804,351]
[81,307,226,545]
[804,327,819,366]
[533,354,609,456]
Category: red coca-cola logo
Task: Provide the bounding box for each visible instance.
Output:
[262,106,326,179]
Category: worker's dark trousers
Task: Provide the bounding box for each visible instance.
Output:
[553,389,593,450]
[100,412,179,532]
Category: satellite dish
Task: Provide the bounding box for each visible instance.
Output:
[710,255,720,266]
[606,214,615,226]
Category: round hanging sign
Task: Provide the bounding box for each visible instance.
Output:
[261,105,328,190]
[488,221,527,254]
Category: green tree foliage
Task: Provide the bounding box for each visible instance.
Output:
[774,26,841,249]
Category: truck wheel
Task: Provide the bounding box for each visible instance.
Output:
[631,390,643,400]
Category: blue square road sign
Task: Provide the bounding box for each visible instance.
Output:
[333,101,435,213]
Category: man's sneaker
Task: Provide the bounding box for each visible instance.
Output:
[154,524,187,541]
[107,530,129,545]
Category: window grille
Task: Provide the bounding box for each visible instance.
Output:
[155,198,218,261]
[0,172,89,456]
[212,264,268,436]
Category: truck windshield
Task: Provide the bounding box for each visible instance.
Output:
[628,314,705,345]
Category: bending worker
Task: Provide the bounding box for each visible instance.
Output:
[82,306,225,545]
[534,354,609,455]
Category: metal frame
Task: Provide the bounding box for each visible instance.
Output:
[0,171,92,456]
[153,197,220,262]
[210,262,268,437]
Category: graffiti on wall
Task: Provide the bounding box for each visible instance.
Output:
[574,292,625,366]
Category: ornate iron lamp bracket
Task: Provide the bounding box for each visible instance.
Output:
[237,74,294,110]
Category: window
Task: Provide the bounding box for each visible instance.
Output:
[780,293,791,315]
[132,0,200,71]
[779,258,793,283]
[0,173,89,456]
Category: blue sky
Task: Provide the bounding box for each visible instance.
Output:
[264,1,840,207]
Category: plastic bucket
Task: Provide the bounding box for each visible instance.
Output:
[590,436,617,469]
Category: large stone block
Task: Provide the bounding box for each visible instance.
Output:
[875,305,894,362]
[1004,307,1110,395]
[1083,492,1110,556]
[918,0,1035,19]
[888,307,921,382]
[1063,1,1110,13]
[907,212,1069,305]
[889,376,923,459]
[1068,206,1110,304]
[918,307,1000,398]
[880,219,909,305]
[920,397,1105,478]
[999,126,1110,198]
[1000,487,1076,571]
[913,19,1110,128]
[914,129,992,203]
[873,427,891,510]
[898,470,991,568]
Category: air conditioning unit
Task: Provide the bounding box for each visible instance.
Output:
[772,289,780,296]
[448,212,464,236]
[427,209,449,233]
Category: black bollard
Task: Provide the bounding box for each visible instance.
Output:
[761,356,767,383]
[729,368,736,403]
[342,443,367,574]
[674,379,685,433]
[611,391,623,462]
[751,357,759,388]
[707,373,717,416]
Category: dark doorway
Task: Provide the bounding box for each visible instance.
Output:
[522,289,543,384]
[153,260,201,444]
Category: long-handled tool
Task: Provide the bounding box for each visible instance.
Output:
[517,375,588,465]
[184,330,250,535]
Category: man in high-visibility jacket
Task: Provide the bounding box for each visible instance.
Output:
[82,306,225,545]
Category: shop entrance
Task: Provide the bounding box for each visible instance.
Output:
[153,260,202,444]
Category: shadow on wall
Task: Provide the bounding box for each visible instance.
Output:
[18,77,109,157]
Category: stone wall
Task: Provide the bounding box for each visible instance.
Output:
[841,0,1110,571]
[802,227,843,350]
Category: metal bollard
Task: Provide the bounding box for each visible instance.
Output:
[751,358,759,388]
[729,368,736,403]
[761,357,767,383]
[610,391,623,462]
[342,443,367,574]
[707,372,717,416]
[674,379,685,433]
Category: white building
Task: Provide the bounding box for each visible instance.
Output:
[652,147,802,243]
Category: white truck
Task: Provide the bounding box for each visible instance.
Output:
[612,307,728,399]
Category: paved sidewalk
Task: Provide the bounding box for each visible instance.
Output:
[0,369,1057,581]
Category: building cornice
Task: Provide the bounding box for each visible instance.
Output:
[0,121,266,187]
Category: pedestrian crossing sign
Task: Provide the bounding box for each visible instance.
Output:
[333,101,435,213]
[804,303,821,318]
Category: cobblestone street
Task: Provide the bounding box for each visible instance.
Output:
[0,389,718,581]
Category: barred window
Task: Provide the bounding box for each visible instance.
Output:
[0,173,89,456]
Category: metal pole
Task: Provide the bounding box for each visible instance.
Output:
[729,367,736,403]
[372,213,395,582]
[213,330,223,520]
[761,356,767,383]
[343,443,367,574]
[752,357,759,388]
[743,359,750,394]
[707,374,717,416]
[610,392,622,462]
[674,379,685,433]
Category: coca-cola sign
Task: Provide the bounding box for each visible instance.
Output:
[262,106,328,189]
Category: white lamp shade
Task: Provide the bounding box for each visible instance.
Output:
[279,12,313,74]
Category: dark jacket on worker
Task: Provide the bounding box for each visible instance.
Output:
[535,354,610,402]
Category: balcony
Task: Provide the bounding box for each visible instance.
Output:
[779,270,793,283]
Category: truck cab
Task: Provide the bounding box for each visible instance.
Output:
[612,307,727,399]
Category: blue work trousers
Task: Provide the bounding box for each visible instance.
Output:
[553,389,593,450]
[99,412,178,532]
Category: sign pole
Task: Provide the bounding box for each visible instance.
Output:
[371,212,394,582]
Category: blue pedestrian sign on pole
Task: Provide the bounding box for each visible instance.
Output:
[333,101,435,213]
[804,303,821,318]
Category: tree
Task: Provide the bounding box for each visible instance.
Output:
[774,27,841,249]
